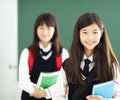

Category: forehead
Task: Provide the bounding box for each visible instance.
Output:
[81,23,100,31]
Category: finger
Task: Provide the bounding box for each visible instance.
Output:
[33,85,37,88]
[30,92,34,97]
[86,95,93,98]
[33,85,39,91]
[86,95,96,100]
[86,95,92,99]
[95,95,104,100]
[29,94,32,97]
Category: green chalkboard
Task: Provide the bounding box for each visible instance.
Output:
[18,0,120,62]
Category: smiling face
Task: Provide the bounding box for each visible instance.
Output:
[80,23,102,57]
[37,23,55,47]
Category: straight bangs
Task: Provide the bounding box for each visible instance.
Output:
[34,13,57,40]
[78,13,104,32]
[38,14,56,27]
[78,13,95,30]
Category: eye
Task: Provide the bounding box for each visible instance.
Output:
[47,27,51,30]
[40,27,43,29]
[93,31,98,34]
[82,31,87,34]
[38,26,43,29]
[48,26,54,30]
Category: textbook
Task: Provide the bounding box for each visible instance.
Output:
[92,80,114,98]
[37,71,59,89]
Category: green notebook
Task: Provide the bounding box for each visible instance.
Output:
[37,71,59,89]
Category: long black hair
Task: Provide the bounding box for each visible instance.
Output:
[29,13,63,58]
[64,12,119,84]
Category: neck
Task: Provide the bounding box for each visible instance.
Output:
[41,42,49,48]
[39,42,52,52]
[85,50,93,58]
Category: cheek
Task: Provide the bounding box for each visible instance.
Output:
[51,31,54,36]
[80,35,85,44]
[37,29,40,37]
[95,33,102,41]
[37,32,40,37]
[50,30,55,37]
[98,34,102,41]
[37,32,42,40]
[95,36,101,44]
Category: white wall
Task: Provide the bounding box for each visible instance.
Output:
[0,0,21,100]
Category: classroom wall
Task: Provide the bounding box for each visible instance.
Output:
[18,0,120,62]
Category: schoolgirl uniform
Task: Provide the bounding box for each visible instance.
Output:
[19,42,69,100]
[55,54,120,100]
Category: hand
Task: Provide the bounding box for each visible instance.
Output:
[86,95,104,100]
[30,85,47,99]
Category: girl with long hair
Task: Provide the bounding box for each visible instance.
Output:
[19,13,69,100]
[56,12,120,100]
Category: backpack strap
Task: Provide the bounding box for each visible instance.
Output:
[28,49,34,73]
[28,49,62,73]
[55,55,62,71]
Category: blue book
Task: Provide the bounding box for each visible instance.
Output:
[92,80,114,98]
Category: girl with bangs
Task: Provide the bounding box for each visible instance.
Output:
[19,13,69,100]
[55,12,120,100]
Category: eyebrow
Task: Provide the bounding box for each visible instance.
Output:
[81,28,99,31]
[81,29,87,31]
[93,29,99,31]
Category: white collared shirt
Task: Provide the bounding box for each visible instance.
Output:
[39,42,52,60]
[52,55,120,100]
[18,43,69,96]
[80,54,94,72]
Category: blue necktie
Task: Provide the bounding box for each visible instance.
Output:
[83,59,91,77]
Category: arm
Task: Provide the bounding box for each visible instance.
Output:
[30,68,68,99]
[87,66,120,100]
[110,66,120,100]
[45,48,69,99]
[86,77,120,100]
[30,48,69,99]
[45,67,68,100]
[19,48,35,94]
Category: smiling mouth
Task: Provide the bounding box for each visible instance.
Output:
[86,41,95,46]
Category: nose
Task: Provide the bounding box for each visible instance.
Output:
[43,29,48,34]
[87,33,93,40]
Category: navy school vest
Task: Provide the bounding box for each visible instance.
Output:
[62,59,105,100]
[21,49,62,100]
[28,49,62,73]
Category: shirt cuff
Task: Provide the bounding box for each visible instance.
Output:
[104,98,110,100]
[44,88,52,99]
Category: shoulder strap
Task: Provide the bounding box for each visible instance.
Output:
[28,49,34,73]
[71,74,95,100]
[28,50,62,73]
[55,55,62,71]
